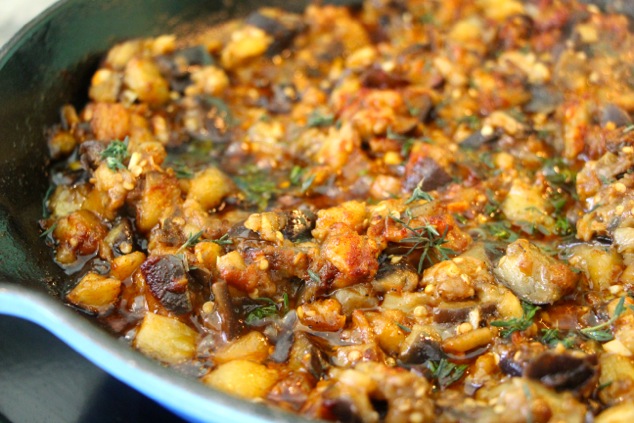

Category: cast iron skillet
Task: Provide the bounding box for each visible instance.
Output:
[0,0,355,421]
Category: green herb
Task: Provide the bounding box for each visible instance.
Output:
[401,138,415,156]
[536,129,552,140]
[554,216,573,235]
[42,184,56,218]
[491,302,541,338]
[289,166,304,186]
[234,167,279,211]
[540,328,575,349]
[245,298,278,324]
[481,152,496,170]
[282,292,290,312]
[389,211,455,273]
[624,124,634,134]
[457,115,481,130]
[420,12,435,25]
[307,269,322,283]
[483,189,501,218]
[482,221,519,242]
[396,322,412,333]
[172,162,194,179]
[40,222,57,238]
[176,230,204,254]
[542,158,576,188]
[101,138,129,171]
[301,174,316,194]
[425,358,468,390]
[598,381,613,391]
[549,193,567,213]
[453,213,468,225]
[307,111,335,128]
[517,220,551,236]
[211,234,233,246]
[405,182,434,204]
[580,296,626,342]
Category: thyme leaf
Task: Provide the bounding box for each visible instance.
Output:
[425,358,468,390]
[176,230,204,254]
[491,302,541,338]
[580,296,626,342]
[405,182,434,204]
[307,111,335,128]
[389,212,455,273]
[307,269,322,283]
[40,222,57,238]
[101,138,129,171]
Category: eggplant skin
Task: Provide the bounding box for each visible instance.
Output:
[494,239,579,305]
[140,255,192,314]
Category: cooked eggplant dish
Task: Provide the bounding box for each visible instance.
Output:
[41,0,634,421]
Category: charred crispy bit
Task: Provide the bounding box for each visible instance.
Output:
[140,255,192,314]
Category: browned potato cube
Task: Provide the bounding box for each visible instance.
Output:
[67,272,121,313]
[110,251,146,281]
[134,313,198,364]
[214,331,271,364]
[202,360,278,399]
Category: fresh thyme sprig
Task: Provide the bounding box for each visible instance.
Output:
[307,269,322,283]
[176,231,232,254]
[425,358,468,390]
[580,296,626,342]
[101,137,130,171]
[491,301,541,338]
[176,230,204,254]
[245,294,290,324]
[389,210,455,273]
[405,181,434,204]
[540,328,576,349]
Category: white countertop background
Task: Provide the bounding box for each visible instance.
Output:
[0,0,59,47]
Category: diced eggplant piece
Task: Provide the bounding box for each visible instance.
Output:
[399,329,445,364]
[403,157,452,192]
[271,311,298,363]
[371,262,418,294]
[600,103,632,128]
[359,65,409,89]
[102,218,135,257]
[289,333,327,379]
[245,9,306,56]
[333,284,379,316]
[283,208,316,241]
[475,378,587,422]
[494,239,579,305]
[524,351,598,397]
[155,45,215,93]
[524,85,563,114]
[79,140,106,171]
[140,255,192,314]
[211,280,239,340]
[433,301,496,324]
[459,128,503,149]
